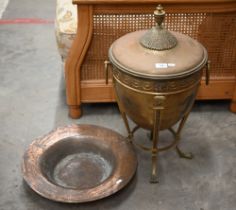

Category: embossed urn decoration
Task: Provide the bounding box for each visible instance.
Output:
[108,5,209,183]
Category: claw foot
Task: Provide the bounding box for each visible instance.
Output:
[176,146,193,159]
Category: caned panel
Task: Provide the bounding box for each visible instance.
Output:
[81,12,236,80]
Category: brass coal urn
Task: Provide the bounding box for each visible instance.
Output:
[108,5,209,183]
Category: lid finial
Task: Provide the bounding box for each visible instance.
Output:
[139,5,177,51]
[154,4,165,27]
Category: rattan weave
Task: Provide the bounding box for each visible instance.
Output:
[81,12,236,80]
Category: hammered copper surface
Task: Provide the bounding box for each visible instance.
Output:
[22,124,137,203]
[40,137,115,190]
[113,68,201,130]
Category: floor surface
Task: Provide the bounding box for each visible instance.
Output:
[0,1,236,210]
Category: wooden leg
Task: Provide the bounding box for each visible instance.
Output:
[65,6,93,120]
[230,85,236,113]
[230,100,236,113]
[69,105,82,119]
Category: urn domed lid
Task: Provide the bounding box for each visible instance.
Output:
[109,5,208,79]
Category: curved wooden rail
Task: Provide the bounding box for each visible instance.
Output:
[65,5,93,118]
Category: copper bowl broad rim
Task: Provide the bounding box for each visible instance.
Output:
[22,124,137,203]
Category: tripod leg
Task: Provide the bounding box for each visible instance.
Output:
[175,113,193,159]
[113,80,133,141]
[150,108,160,183]
[150,152,158,183]
[176,145,193,159]
[150,95,165,183]
[120,111,133,141]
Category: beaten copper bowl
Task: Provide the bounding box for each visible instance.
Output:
[22,124,137,203]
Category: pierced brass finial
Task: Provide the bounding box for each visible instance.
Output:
[154,4,165,27]
[139,5,177,51]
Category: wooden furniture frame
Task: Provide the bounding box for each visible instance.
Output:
[65,0,236,118]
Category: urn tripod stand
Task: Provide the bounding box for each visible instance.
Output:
[116,93,194,183]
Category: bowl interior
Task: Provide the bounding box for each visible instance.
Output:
[39,136,116,190]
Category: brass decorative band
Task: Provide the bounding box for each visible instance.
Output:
[112,66,202,93]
